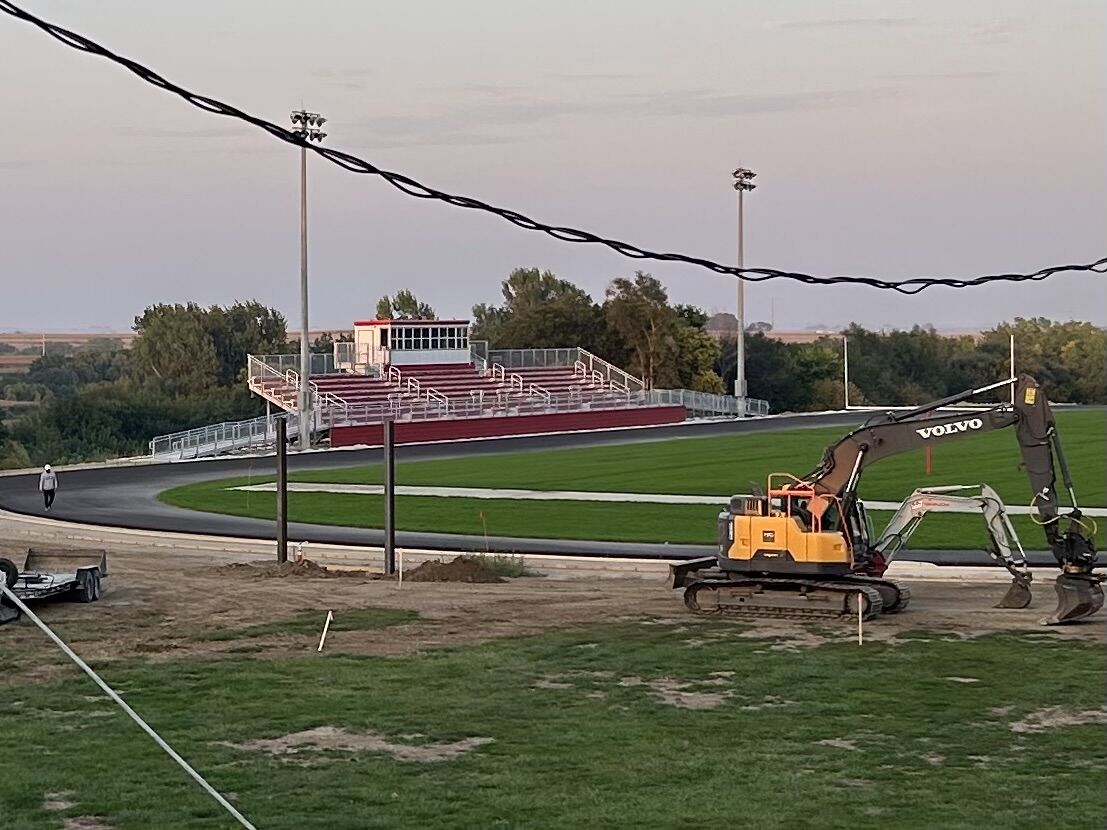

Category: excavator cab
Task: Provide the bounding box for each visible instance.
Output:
[715,476,856,575]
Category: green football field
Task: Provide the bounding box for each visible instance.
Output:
[160,410,1106,549]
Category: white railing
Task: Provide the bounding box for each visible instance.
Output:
[489,363,506,382]
[251,352,338,377]
[149,413,295,460]
[470,341,489,373]
[488,347,578,369]
[576,348,644,392]
[317,391,349,420]
[492,347,646,392]
[645,389,770,417]
[247,356,297,412]
[745,397,771,417]
[528,384,552,404]
[509,373,524,392]
[427,389,450,413]
[322,388,660,429]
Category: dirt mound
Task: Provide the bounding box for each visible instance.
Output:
[406,556,504,584]
[219,560,372,579]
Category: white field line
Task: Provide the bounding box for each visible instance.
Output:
[229,483,1107,517]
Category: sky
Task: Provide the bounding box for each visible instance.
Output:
[1,0,1104,333]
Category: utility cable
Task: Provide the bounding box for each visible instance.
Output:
[2,0,1105,293]
[0,583,258,830]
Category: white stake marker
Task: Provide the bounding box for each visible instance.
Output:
[857,593,864,646]
[318,610,334,652]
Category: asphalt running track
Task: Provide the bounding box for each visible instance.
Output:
[0,412,1099,568]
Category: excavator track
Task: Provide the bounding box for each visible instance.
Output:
[683,575,909,622]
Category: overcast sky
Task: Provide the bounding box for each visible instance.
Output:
[1,0,1104,333]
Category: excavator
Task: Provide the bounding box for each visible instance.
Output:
[671,374,1103,625]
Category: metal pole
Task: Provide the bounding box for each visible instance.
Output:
[843,336,850,409]
[298,143,311,451]
[1009,334,1015,404]
[276,418,288,563]
[383,418,396,576]
[736,187,746,416]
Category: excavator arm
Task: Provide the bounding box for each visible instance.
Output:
[871,484,1034,610]
[800,377,1019,499]
[793,374,1101,623]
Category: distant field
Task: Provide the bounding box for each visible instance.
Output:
[160,410,1105,549]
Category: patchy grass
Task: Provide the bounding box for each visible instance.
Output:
[0,623,1102,829]
[159,410,1105,548]
[195,608,417,642]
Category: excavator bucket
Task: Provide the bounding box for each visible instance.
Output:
[1043,574,1105,625]
[994,574,1033,609]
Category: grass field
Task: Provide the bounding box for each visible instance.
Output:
[2,618,1103,829]
[160,411,1105,549]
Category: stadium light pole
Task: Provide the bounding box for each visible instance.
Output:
[732,166,756,417]
[290,110,327,451]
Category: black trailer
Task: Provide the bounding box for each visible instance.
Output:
[0,548,107,625]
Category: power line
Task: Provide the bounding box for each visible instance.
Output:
[3,0,1105,294]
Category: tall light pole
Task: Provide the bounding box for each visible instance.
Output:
[290,109,327,450]
[732,166,756,417]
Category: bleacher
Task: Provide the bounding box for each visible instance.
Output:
[233,317,757,453]
[150,317,763,459]
[307,362,631,425]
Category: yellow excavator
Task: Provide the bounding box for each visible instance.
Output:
[671,375,1103,625]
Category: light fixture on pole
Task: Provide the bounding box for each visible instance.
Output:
[732,166,756,417]
[290,109,327,451]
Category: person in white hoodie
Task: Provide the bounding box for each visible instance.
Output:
[39,464,58,511]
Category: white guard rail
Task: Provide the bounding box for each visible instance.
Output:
[149,413,297,460]
[647,389,770,417]
[488,347,646,393]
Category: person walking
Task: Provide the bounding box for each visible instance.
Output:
[39,464,58,511]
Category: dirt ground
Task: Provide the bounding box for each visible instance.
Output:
[1,543,1103,684]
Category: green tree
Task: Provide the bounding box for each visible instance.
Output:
[130,304,220,394]
[472,267,603,351]
[309,331,353,355]
[206,302,288,385]
[377,289,435,320]
[674,304,709,329]
[979,318,1106,403]
[672,306,724,392]
[25,340,130,397]
[604,272,680,388]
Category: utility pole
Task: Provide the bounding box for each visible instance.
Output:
[290,109,327,451]
[732,166,757,417]
[276,417,288,563]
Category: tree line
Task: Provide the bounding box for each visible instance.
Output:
[1,278,1102,468]
[0,302,293,467]
[468,268,1106,408]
